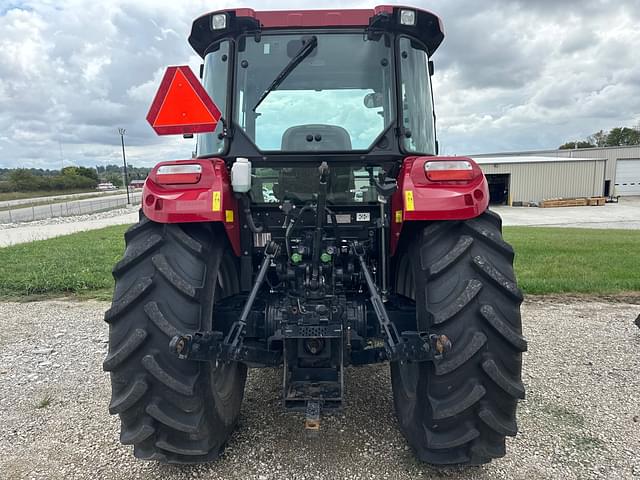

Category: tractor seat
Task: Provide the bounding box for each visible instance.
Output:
[281,124,352,151]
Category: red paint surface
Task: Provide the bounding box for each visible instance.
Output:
[142,155,486,260]
[390,156,489,256]
[142,159,241,255]
[252,6,393,27]
[193,5,445,29]
[193,6,395,28]
[146,66,221,136]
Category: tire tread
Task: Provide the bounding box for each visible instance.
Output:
[391,210,525,466]
[105,216,246,464]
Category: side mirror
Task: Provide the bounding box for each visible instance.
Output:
[364,92,384,109]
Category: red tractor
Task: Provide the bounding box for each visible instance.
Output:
[104,6,526,465]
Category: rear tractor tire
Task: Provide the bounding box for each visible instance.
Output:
[391,210,527,465]
[103,213,247,463]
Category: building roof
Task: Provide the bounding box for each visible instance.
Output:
[470,145,640,157]
[472,155,606,165]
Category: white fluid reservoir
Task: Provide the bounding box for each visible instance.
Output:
[231,157,252,193]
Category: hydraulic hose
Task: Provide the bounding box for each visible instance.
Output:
[241,194,263,233]
[285,204,314,260]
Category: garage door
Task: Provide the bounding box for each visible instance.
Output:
[615,159,640,196]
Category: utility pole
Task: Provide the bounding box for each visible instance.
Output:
[118,128,131,205]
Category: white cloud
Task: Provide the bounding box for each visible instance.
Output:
[0,0,638,168]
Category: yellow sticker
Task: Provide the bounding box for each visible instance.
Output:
[404,190,415,211]
[212,191,221,211]
[225,209,234,223]
[395,210,403,223]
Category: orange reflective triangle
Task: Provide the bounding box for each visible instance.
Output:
[146,66,221,136]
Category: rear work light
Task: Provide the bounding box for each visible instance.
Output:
[424,160,476,182]
[399,9,416,26]
[211,13,227,30]
[156,164,202,185]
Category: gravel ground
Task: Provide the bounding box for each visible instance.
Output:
[0,206,137,230]
[0,298,639,480]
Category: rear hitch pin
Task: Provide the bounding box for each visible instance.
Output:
[430,334,452,360]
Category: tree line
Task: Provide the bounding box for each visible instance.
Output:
[0,165,150,193]
[559,126,640,149]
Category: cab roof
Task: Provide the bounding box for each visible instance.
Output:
[189,5,444,58]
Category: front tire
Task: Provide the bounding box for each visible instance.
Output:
[392,210,527,465]
[104,214,247,463]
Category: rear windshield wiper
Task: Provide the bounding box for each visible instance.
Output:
[252,36,318,112]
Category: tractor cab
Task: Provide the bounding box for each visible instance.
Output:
[194,7,442,171]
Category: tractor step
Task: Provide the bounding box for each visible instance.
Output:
[283,367,343,411]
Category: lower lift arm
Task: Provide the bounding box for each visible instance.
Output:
[169,242,281,366]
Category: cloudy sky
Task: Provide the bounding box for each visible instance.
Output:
[1,0,639,169]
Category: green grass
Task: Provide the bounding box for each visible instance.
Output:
[0,225,638,300]
[504,227,640,295]
[0,224,127,300]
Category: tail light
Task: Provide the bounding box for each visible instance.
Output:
[156,164,202,185]
[424,160,477,182]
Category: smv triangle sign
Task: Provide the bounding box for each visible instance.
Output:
[146,66,222,135]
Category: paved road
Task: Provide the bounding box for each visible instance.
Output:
[0,192,141,223]
[0,209,139,247]
[494,196,640,229]
[0,190,120,209]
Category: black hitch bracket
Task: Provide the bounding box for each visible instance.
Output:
[394,331,452,362]
[169,331,281,366]
[349,332,451,365]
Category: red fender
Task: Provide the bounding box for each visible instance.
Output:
[390,156,489,256]
[141,159,241,256]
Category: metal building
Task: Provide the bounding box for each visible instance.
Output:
[470,155,606,205]
[473,146,640,200]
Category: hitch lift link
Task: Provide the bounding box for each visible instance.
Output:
[352,241,452,363]
[169,242,281,366]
